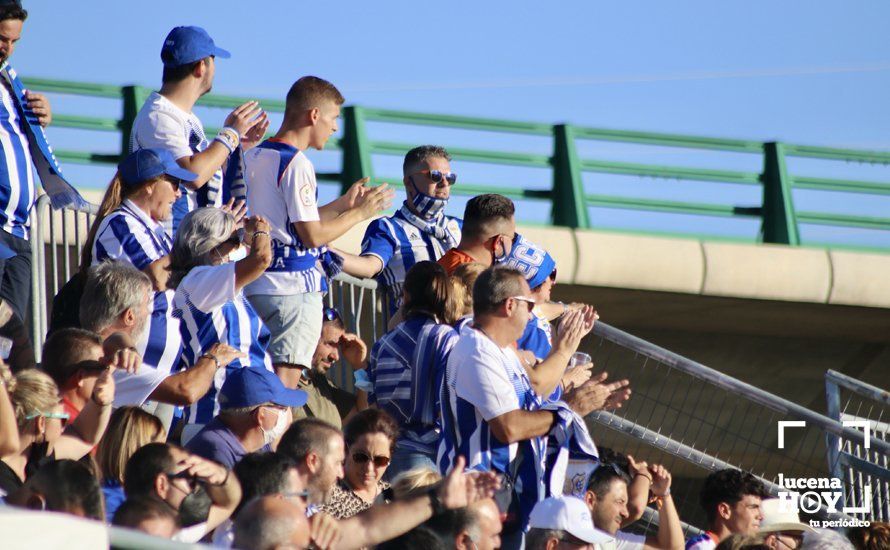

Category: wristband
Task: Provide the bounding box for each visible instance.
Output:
[214,127,239,154]
[221,126,241,142]
[201,352,221,369]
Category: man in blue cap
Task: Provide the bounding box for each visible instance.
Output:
[130,25,269,234]
[186,366,308,469]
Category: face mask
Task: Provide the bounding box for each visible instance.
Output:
[492,235,508,264]
[177,486,211,527]
[408,177,448,219]
[261,407,290,446]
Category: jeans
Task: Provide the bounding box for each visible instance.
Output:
[0,230,32,322]
[384,444,438,482]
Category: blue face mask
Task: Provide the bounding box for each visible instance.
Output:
[408,177,448,219]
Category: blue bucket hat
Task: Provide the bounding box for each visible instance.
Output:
[118,148,198,187]
[503,233,557,289]
[218,367,308,410]
[161,26,231,67]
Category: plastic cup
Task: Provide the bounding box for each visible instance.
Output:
[567,351,591,370]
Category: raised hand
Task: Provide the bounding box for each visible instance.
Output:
[90,367,116,406]
[355,183,395,219]
[561,359,593,391]
[241,112,270,150]
[339,333,368,369]
[649,464,672,497]
[564,374,631,416]
[221,199,248,228]
[438,456,501,509]
[224,101,265,138]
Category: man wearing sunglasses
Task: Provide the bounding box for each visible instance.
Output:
[348,145,463,315]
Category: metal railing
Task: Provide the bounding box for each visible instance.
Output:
[23,76,890,252]
[583,323,889,530]
[825,370,890,522]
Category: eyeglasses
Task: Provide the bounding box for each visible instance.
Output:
[25,410,70,427]
[411,169,457,186]
[282,490,310,503]
[165,470,198,493]
[351,451,391,468]
[323,307,341,322]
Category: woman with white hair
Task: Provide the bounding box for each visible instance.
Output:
[168,207,273,434]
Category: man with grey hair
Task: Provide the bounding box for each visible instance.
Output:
[80,260,242,412]
[439,265,628,547]
[347,145,463,315]
[233,496,312,550]
[426,498,503,550]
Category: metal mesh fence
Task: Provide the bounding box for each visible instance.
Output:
[826,370,890,522]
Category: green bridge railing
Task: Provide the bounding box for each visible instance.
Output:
[25,77,890,251]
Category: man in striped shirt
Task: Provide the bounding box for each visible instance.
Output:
[347,145,463,315]
[438,265,606,547]
[0,1,60,320]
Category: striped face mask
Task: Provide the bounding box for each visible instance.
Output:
[408,177,449,219]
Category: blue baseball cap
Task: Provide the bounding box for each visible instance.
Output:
[161,26,231,67]
[218,367,308,410]
[0,242,15,261]
[118,148,198,187]
[504,233,557,289]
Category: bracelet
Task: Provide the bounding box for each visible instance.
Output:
[652,488,670,497]
[635,472,653,483]
[201,352,221,369]
[209,469,230,487]
[558,301,568,314]
[251,230,270,241]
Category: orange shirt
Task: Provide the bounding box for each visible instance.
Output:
[438,248,477,275]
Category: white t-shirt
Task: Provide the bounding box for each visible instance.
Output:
[440,325,532,474]
[129,91,223,232]
[243,140,326,295]
[599,530,647,550]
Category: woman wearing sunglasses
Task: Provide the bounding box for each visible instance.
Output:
[168,207,273,441]
[320,408,399,519]
[0,367,115,498]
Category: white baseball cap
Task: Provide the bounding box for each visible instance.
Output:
[529,496,614,545]
[758,498,815,534]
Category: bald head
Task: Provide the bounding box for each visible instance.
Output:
[233,496,310,550]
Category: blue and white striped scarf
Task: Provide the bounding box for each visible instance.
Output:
[0,63,86,210]
[542,401,600,498]
[397,202,459,249]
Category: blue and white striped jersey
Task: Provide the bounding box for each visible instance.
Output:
[243,140,327,296]
[438,323,546,529]
[173,262,274,424]
[517,312,553,360]
[0,76,35,239]
[367,315,458,455]
[129,92,224,234]
[361,207,462,313]
[92,201,183,398]
[438,324,540,474]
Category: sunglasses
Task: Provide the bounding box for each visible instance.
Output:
[323,307,341,322]
[165,469,198,492]
[25,410,70,427]
[508,295,536,311]
[282,490,310,503]
[412,169,457,185]
[351,451,391,468]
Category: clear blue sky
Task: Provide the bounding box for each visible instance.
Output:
[14,1,890,247]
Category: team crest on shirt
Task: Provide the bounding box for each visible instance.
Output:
[299,183,314,206]
[447,219,459,234]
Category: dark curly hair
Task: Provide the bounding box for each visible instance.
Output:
[700,469,769,525]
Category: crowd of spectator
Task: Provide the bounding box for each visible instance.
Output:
[0,3,885,549]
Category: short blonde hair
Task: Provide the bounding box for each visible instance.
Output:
[95,406,165,484]
[391,467,443,500]
[9,369,60,432]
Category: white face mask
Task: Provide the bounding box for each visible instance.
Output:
[261,407,290,446]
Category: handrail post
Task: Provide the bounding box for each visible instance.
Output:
[340,105,373,195]
[120,85,149,161]
[552,124,589,228]
[761,142,800,244]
